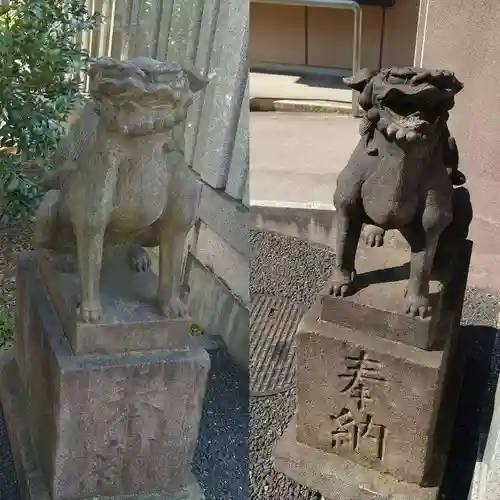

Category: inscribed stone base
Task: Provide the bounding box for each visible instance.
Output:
[0,253,209,500]
[293,301,462,487]
[274,416,438,500]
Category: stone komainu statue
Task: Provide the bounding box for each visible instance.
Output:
[35,57,208,323]
[330,67,472,318]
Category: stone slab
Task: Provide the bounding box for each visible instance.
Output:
[320,246,445,350]
[34,249,191,354]
[274,415,438,500]
[0,352,205,500]
[184,252,249,369]
[195,221,249,303]
[4,253,210,499]
[198,183,249,257]
[295,299,462,486]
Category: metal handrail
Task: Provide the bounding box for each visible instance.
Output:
[252,0,362,116]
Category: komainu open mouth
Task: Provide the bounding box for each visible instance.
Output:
[374,106,437,143]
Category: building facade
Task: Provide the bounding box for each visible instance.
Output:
[249,0,421,72]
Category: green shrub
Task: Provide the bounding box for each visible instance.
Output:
[0,0,99,223]
[0,309,14,350]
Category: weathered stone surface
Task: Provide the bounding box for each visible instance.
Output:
[330,68,470,322]
[192,0,248,188]
[320,246,444,350]
[35,56,208,324]
[295,299,462,487]
[35,247,192,354]
[0,352,205,500]
[275,416,438,500]
[197,183,249,257]
[185,252,248,369]
[4,252,209,499]
[225,77,249,202]
[195,222,248,303]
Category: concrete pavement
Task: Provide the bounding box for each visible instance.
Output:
[250,111,500,293]
[249,72,352,113]
[250,112,358,206]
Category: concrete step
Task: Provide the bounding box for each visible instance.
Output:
[249,71,353,114]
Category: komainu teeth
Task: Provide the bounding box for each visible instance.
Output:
[386,123,398,138]
[405,130,419,142]
[396,128,407,140]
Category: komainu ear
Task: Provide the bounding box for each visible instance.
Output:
[183,65,210,94]
[343,68,377,91]
[410,69,464,94]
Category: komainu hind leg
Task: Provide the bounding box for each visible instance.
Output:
[361,224,385,247]
[34,189,60,248]
[34,190,77,273]
[127,245,152,272]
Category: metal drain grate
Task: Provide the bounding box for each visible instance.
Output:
[250,295,306,397]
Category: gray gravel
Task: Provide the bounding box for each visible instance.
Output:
[194,345,248,500]
[250,229,500,500]
[250,230,336,307]
[0,345,248,500]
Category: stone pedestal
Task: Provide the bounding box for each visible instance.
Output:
[274,242,472,500]
[0,251,210,500]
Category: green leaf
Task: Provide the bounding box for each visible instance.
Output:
[6,177,19,192]
[0,0,98,221]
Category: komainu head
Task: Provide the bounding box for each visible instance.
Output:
[88,56,209,136]
[344,67,463,142]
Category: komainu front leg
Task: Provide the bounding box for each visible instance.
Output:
[74,224,105,323]
[329,207,363,297]
[400,226,440,319]
[157,226,189,318]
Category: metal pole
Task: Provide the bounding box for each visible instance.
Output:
[351,4,362,116]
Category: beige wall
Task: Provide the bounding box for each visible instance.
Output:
[250,0,420,71]
[417,0,500,283]
[249,3,306,65]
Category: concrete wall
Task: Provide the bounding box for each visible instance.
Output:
[249,0,420,71]
[415,0,500,293]
[79,0,249,367]
[414,2,500,495]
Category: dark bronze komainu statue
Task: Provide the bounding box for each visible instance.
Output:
[330,67,472,318]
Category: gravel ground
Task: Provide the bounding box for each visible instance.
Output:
[194,345,249,500]
[249,229,500,500]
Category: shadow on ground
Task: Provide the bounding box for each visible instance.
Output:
[296,74,347,90]
[0,345,248,500]
[441,325,500,499]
